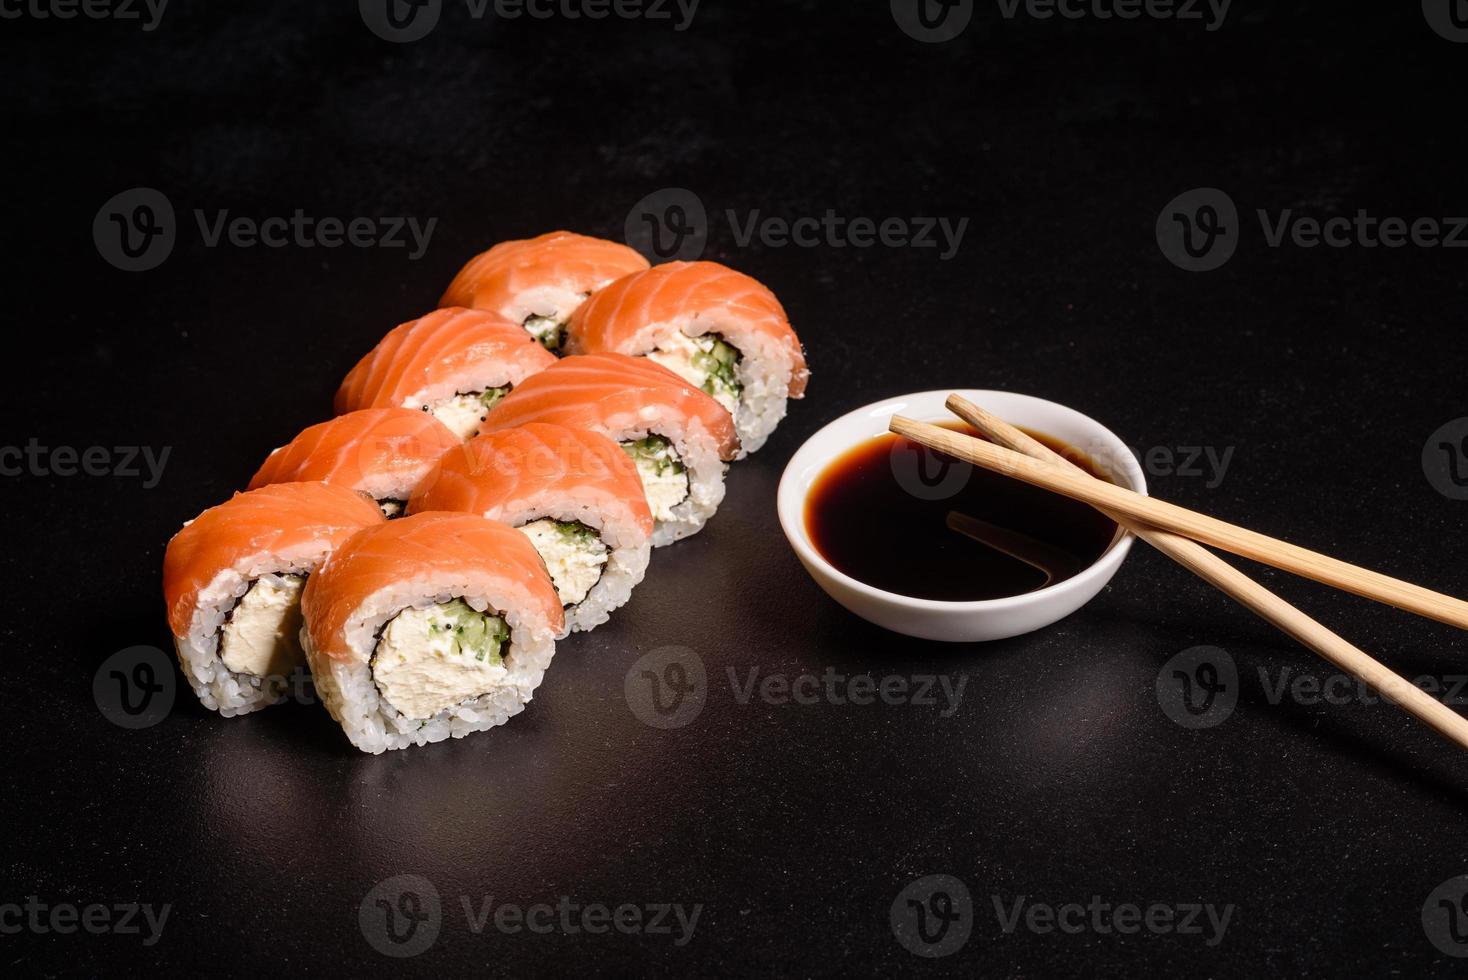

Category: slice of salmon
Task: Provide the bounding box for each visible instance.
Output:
[164,482,384,636]
[410,422,654,538]
[335,307,556,415]
[302,512,564,661]
[440,231,650,324]
[479,353,739,460]
[248,409,460,502]
[566,260,808,397]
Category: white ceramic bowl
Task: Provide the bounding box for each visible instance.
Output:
[776,390,1146,642]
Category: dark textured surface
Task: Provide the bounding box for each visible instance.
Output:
[4,1,1468,975]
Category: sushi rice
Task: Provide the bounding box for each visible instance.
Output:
[301,578,558,754]
[163,482,384,717]
[299,513,564,754]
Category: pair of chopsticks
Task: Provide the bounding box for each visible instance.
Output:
[891,396,1468,751]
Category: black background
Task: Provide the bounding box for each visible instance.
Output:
[5,0,1468,975]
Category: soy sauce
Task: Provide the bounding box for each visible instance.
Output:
[805,422,1120,602]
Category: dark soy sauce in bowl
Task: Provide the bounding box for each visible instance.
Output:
[804,422,1120,602]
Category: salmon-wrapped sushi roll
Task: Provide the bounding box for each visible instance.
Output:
[565,261,808,455]
[248,409,459,518]
[163,482,384,716]
[411,423,653,634]
[482,353,738,546]
[300,512,563,754]
[440,231,650,351]
[336,308,556,440]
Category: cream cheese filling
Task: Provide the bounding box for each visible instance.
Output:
[372,600,510,720]
[219,573,306,678]
[518,519,609,607]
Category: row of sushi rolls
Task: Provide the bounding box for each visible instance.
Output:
[162,233,808,753]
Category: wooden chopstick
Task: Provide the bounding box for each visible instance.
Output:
[941,394,1468,752]
[891,414,1468,632]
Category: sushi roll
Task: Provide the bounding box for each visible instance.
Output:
[162,482,385,716]
[247,408,459,518]
[410,423,654,635]
[564,260,808,455]
[481,353,738,546]
[335,307,556,440]
[299,512,563,754]
[439,231,650,352]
